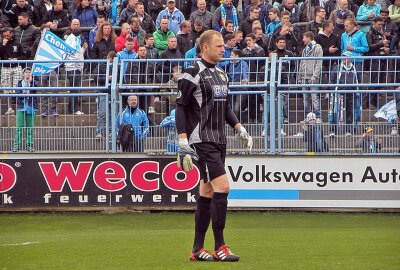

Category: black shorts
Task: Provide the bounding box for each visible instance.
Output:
[192,142,226,183]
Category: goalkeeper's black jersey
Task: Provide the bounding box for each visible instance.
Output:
[176,59,239,145]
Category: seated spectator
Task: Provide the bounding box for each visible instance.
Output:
[156,0,185,35]
[132,2,156,34]
[8,0,40,27]
[90,22,117,59]
[153,18,175,54]
[41,0,70,38]
[12,67,38,153]
[239,5,260,37]
[119,0,136,26]
[356,0,381,33]
[299,112,329,153]
[130,17,146,45]
[278,0,300,23]
[176,20,194,56]
[115,22,139,52]
[89,15,106,48]
[189,0,212,30]
[116,95,150,153]
[144,33,158,58]
[14,12,40,59]
[72,0,98,41]
[266,8,281,36]
[212,0,240,32]
[356,127,382,153]
[159,36,183,82]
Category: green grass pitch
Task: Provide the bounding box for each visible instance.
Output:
[0,212,399,270]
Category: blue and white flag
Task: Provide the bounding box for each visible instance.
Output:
[32,29,78,76]
[374,99,398,122]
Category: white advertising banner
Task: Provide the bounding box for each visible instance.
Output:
[226,156,400,208]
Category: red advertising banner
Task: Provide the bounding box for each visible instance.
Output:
[0,157,200,208]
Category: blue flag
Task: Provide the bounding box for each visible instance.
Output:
[32,29,78,76]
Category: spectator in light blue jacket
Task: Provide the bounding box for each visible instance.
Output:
[184,42,199,69]
[160,109,179,153]
[341,18,369,65]
[356,0,381,32]
[116,95,150,152]
[117,37,138,76]
[156,0,185,35]
[228,49,249,117]
[218,33,236,69]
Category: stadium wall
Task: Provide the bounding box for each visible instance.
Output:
[0,155,399,211]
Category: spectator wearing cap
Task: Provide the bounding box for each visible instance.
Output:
[156,0,185,35]
[327,0,356,22]
[333,9,349,36]
[356,0,381,33]
[388,0,400,22]
[299,112,329,153]
[356,127,382,153]
[189,0,213,30]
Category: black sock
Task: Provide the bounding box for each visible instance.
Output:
[211,192,228,251]
[193,196,212,252]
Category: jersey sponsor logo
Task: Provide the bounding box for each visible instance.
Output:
[212,85,228,99]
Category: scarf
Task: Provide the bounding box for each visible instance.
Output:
[303,40,316,56]
[220,4,239,31]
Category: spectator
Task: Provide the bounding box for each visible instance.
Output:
[156,0,185,35]
[184,38,199,69]
[325,0,357,19]
[148,0,164,21]
[89,15,105,48]
[329,51,361,137]
[304,6,326,36]
[220,20,235,39]
[164,65,182,112]
[228,49,249,117]
[132,2,156,34]
[115,22,139,52]
[72,0,98,41]
[95,0,109,19]
[388,0,400,22]
[130,17,146,45]
[14,12,40,59]
[328,0,356,23]
[219,33,236,69]
[269,22,300,55]
[159,36,183,82]
[153,18,175,54]
[96,51,116,139]
[356,0,381,33]
[41,0,70,38]
[189,0,213,30]
[266,8,281,36]
[64,30,88,115]
[278,0,300,23]
[116,95,150,153]
[90,22,117,59]
[234,29,245,49]
[356,127,382,153]
[0,27,26,116]
[366,16,390,109]
[119,0,136,25]
[160,109,179,153]
[244,0,270,30]
[12,67,38,153]
[212,0,240,32]
[8,0,40,27]
[190,19,204,43]
[299,112,329,152]
[253,26,269,55]
[35,0,54,24]
[333,10,348,36]
[298,31,323,120]
[380,9,397,41]
[239,5,260,37]
[144,33,158,58]
[340,18,368,70]
[63,19,86,42]
[176,20,193,55]
[117,36,139,76]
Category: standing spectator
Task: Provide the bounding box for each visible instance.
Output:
[132,2,156,34]
[8,0,40,27]
[305,6,326,35]
[65,30,88,115]
[388,0,400,22]
[356,0,381,33]
[41,0,70,38]
[116,95,150,152]
[325,0,357,19]
[184,38,199,68]
[340,18,368,70]
[12,67,38,153]
[35,0,54,24]
[333,10,348,36]
[239,5,260,37]
[156,0,185,35]
[118,0,136,25]
[253,26,269,55]
[298,31,323,121]
[147,0,164,21]
[328,0,355,22]
[220,20,235,39]
[219,33,236,69]
[299,112,329,152]
[153,18,175,54]
[0,27,26,116]
[160,109,179,153]
[115,22,139,52]
[190,19,204,42]
[234,29,245,49]
[278,0,300,23]
[356,127,382,153]
[72,0,98,41]
[228,49,249,117]
[14,12,41,59]
[176,20,194,55]
[89,15,105,48]
[90,22,117,59]
[380,9,397,40]
[189,0,213,30]
[130,17,146,45]
[269,22,300,55]
[212,0,240,32]
[266,8,281,36]
[159,36,184,82]
[144,33,158,58]
[366,16,390,109]
[117,36,139,77]
[244,0,270,30]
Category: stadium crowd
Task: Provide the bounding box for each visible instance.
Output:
[1,0,400,139]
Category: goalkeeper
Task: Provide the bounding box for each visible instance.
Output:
[175,30,253,263]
